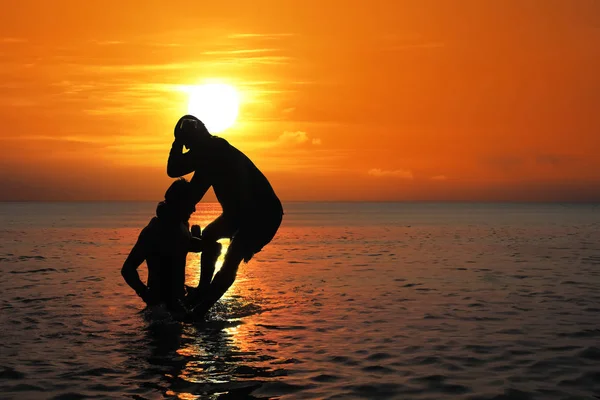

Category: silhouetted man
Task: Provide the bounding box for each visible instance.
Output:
[121,178,219,315]
[167,115,283,318]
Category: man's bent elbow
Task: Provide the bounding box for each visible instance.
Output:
[121,264,130,280]
[167,165,179,178]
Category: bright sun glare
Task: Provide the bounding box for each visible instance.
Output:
[187,83,240,133]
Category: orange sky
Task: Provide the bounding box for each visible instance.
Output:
[1,1,599,201]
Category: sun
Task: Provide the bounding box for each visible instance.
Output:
[187,84,240,133]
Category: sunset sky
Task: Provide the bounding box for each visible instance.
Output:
[1,1,599,201]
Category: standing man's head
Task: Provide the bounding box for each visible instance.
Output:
[159,178,196,222]
[174,115,211,149]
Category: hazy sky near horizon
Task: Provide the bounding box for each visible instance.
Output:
[1,1,599,201]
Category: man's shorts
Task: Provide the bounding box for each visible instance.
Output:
[233,209,283,262]
[232,209,283,262]
[202,203,283,262]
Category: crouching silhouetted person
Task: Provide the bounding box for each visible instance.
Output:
[121,178,220,317]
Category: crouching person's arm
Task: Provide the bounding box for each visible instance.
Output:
[121,230,154,305]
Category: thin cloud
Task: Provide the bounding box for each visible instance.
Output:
[368,168,414,179]
[279,131,308,144]
[78,57,291,73]
[91,40,125,46]
[252,148,352,173]
[228,33,295,39]
[278,131,321,146]
[210,56,291,66]
[1,37,27,43]
[149,43,185,47]
[202,48,280,55]
[79,62,196,73]
[22,135,109,145]
[90,39,184,48]
[83,101,169,116]
[50,82,174,111]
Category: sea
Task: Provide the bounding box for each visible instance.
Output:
[0,202,599,400]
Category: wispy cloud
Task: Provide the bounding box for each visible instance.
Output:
[89,39,185,48]
[278,131,321,146]
[75,54,291,74]
[210,56,291,66]
[45,79,181,116]
[202,48,280,55]
[368,168,413,179]
[79,62,197,73]
[4,134,161,146]
[228,33,295,39]
[19,135,107,144]
[91,40,125,46]
[83,106,158,116]
[1,37,27,43]
[279,131,309,144]
[252,148,352,173]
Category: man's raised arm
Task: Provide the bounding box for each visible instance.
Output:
[167,140,196,178]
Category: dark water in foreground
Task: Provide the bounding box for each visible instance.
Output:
[0,202,599,399]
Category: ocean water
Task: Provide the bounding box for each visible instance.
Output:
[0,202,599,400]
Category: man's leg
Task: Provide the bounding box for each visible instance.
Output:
[191,210,282,317]
[186,215,235,306]
[191,238,246,318]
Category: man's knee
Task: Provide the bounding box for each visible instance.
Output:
[219,267,237,287]
[202,214,237,242]
[218,251,244,286]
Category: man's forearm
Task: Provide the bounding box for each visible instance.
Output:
[198,245,220,291]
[167,141,182,177]
[198,264,215,292]
[121,266,147,296]
[189,237,204,253]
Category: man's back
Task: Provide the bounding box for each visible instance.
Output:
[188,137,282,218]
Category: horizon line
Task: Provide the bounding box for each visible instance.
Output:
[0,200,599,204]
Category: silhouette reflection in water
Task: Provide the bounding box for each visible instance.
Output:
[130,295,284,399]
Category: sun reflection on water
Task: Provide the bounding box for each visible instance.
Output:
[165,390,201,400]
[184,239,230,288]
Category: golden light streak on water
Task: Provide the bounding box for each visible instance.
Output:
[184,239,230,288]
[185,205,231,289]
